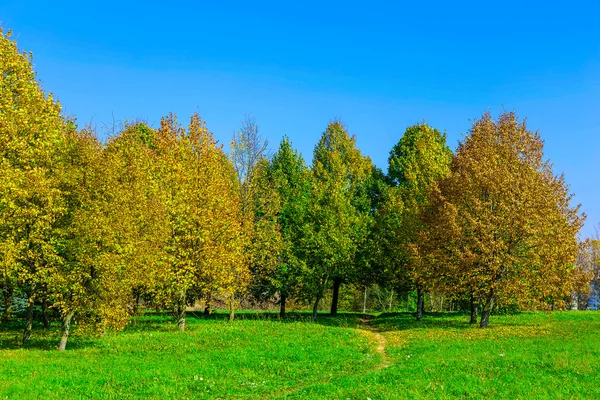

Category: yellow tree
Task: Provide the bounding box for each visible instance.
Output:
[423,111,583,327]
[0,29,68,344]
[50,127,108,350]
[155,114,248,328]
[99,123,170,325]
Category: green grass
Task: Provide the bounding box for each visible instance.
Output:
[1,311,599,399]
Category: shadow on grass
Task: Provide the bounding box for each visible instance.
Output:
[0,309,538,351]
[368,310,537,333]
[0,319,98,351]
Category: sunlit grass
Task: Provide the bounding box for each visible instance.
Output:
[1,311,599,398]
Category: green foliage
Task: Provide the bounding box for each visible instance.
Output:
[250,137,311,306]
[373,123,452,292]
[303,122,374,315]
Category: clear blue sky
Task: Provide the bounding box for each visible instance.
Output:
[2,1,599,236]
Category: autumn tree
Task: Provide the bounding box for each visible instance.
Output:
[156,114,248,328]
[99,123,170,323]
[0,29,69,344]
[382,123,452,320]
[423,111,583,328]
[303,121,373,320]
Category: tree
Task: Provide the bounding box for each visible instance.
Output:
[573,238,600,309]
[230,115,276,319]
[155,113,248,328]
[0,29,69,344]
[423,111,583,327]
[383,123,452,320]
[303,121,373,320]
[230,115,269,216]
[251,137,311,318]
[98,123,170,327]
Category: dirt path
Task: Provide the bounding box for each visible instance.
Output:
[359,318,390,370]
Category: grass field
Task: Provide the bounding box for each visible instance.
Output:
[1,310,599,399]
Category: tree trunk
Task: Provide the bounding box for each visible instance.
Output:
[312,295,321,321]
[58,311,74,351]
[2,286,13,321]
[203,295,211,316]
[228,295,235,322]
[363,286,367,314]
[22,296,35,345]
[330,278,342,316]
[133,291,141,316]
[479,290,496,328]
[177,294,186,331]
[279,294,287,319]
[416,287,424,321]
[470,295,478,324]
[388,289,394,312]
[42,297,50,329]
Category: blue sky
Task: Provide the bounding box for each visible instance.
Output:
[2,1,599,236]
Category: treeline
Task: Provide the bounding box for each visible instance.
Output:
[0,30,591,350]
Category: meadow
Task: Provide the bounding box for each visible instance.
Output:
[1,311,599,399]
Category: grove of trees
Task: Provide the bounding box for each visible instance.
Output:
[0,30,593,349]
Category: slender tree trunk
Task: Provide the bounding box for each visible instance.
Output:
[58,311,75,351]
[416,287,424,321]
[363,286,367,314]
[42,297,50,329]
[177,293,186,331]
[133,291,141,316]
[2,286,13,321]
[406,292,410,312]
[22,295,35,345]
[228,295,235,322]
[100,320,107,338]
[312,295,321,322]
[204,295,211,316]
[388,289,394,312]
[470,295,478,324]
[330,278,342,316]
[480,290,496,328]
[279,294,287,319]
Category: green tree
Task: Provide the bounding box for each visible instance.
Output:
[385,123,453,320]
[252,137,311,318]
[304,121,373,320]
